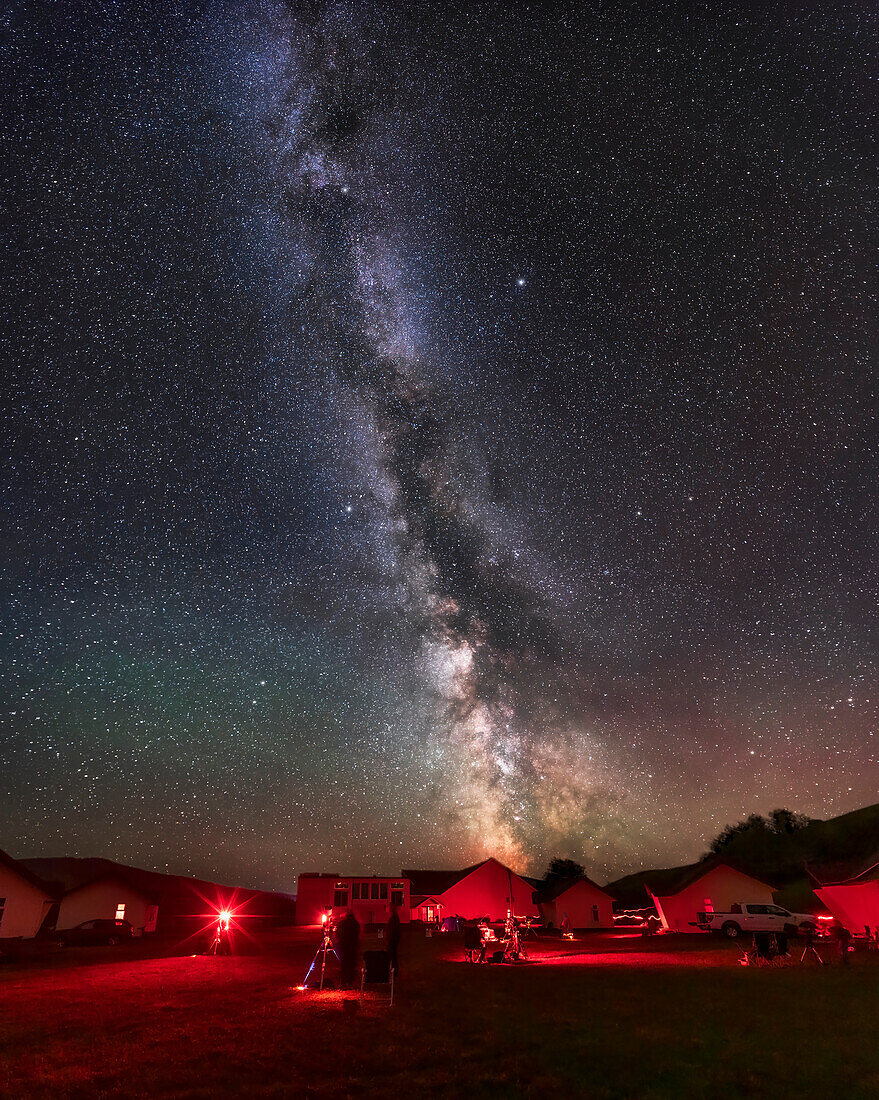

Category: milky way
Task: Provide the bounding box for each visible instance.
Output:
[1,2,876,890]
[246,2,640,863]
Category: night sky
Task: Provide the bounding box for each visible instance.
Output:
[2,3,876,893]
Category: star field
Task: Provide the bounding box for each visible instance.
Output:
[1,2,876,892]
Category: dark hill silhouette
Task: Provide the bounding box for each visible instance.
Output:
[607,802,879,912]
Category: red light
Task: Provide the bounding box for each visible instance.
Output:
[817,915,834,921]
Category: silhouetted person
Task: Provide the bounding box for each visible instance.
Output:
[477,919,493,962]
[837,923,852,965]
[386,902,401,975]
[335,910,360,988]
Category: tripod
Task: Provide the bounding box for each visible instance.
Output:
[800,932,826,965]
[503,915,528,962]
[519,917,539,939]
[301,926,338,990]
[208,917,231,955]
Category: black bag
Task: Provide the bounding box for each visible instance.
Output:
[362,950,391,982]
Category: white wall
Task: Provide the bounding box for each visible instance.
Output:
[437,859,540,921]
[652,865,774,933]
[57,879,155,934]
[296,877,335,925]
[295,877,412,925]
[0,865,54,939]
[541,881,615,928]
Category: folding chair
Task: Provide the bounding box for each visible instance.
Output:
[773,932,792,966]
[740,933,771,967]
[360,949,394,1006]
[463,925,483,963]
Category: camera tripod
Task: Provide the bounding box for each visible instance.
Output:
[301,925,338,990]
[208,918,231,955]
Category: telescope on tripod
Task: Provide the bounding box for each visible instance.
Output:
[298,911,338,990]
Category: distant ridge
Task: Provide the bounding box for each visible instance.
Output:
[606,801,879,912]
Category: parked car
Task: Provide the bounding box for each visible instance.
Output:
[57,919,135,946]
[698,904,817,938]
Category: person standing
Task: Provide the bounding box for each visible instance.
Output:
[335,910,360,988]
[386,901,401,976]
[837,923,852,966]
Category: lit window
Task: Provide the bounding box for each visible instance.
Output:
[115,903,126,921]
[703,898,714,913]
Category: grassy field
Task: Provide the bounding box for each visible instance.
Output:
[1,926,877,1098]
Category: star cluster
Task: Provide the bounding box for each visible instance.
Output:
[1,2,876,891]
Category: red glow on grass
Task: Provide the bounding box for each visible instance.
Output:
[449,932,743,970]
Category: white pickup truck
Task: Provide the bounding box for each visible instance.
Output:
[698,904,818,938]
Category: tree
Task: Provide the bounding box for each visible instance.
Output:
[709,814,768,854]
[708,809,811,853]
[768,808,811,835]
[540,858,585,888]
